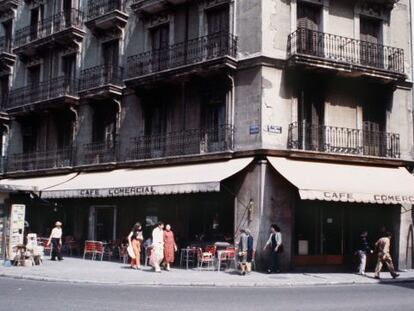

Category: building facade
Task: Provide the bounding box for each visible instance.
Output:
[0,0,413,271]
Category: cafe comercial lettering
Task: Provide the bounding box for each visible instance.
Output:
[373,194,414,204]
[79,186,156,197]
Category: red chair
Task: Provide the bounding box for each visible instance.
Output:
[94,242,104,261]
[197,248,214,270]
[83,240,96,260]
[205,245,217,257]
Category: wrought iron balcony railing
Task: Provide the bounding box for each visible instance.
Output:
[288,28,404,74]
[127,125,234,160]
[87,0,125,20]
[287,121,400,158]
[79,140,117,165]
[7,147,73,172]
[79,64,124,91]
[127,31,237,78]
[0,35,12,53]
[14,9,84,48]
[6,77,78,109]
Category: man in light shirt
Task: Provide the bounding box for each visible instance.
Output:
[47,221,63,261]
[374,232,399,279]
[152,221,165,272]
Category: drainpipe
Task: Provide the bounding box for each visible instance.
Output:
[226,73,235,146]
[69,106,79,166]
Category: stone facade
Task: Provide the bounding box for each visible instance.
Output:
[0,0,413,270]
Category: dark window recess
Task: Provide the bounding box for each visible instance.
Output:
[0,76,9,109]
[92,105,117,144]
[207,6,229,34]
[103,40,119,66]
[150,25,169,72]
[360,17,383,67]
[2,20,13,52]
[62,54,76,80]
[28,65,41,86]
[22,122,38,153]
[56,114,74,149]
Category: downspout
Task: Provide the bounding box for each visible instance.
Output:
[69,106,79,166]
[226,74,235,145]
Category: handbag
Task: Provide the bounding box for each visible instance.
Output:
[277,244,284,253]
[127,245,136,259]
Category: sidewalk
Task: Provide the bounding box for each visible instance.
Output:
[1,257,414,288]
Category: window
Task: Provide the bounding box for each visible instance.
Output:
[30,5,44,40]
[92,105,117,145]
[102,40,119,81]
[62,54,76,92]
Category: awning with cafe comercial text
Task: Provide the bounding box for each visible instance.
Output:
[267,157,414,205]
[38,158,253,199]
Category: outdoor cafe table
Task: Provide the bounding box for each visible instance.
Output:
[180,248,197,270]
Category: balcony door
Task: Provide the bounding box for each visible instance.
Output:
[203,90,226,152]
[144,101,167,158]
[298,83,325,151]
[63,0,73,27]
[0,76,9,109]
[360,17,383,68]
[103,40,119,83]
[363,91,386,157]
[297,2,322,56]
[2,20,12,52]
[151,24,169,72]
[206,6,229,58]
[28,65,41,102]
[30,5,44,40]
[62,54,76,94]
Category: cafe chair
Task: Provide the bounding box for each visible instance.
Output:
[197,248,214,271]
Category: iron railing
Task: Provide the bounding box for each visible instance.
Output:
[0,35,12,53]
[288,28,404,74]
[79,140,117,165]
[6,77,78,109]
[87,0,125,20]
[7,147,73,172]
[79,64,124,91]
[127,125,234,160]
[14,9,84,48]
[287,121,400,158]
[127,31,237,78]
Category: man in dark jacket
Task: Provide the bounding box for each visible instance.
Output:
[356,231,372,275]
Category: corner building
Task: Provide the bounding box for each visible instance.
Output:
[1,0,414,271]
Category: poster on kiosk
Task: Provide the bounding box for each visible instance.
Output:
[8,204,26,260]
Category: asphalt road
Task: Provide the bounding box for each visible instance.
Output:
[0,277,413,311]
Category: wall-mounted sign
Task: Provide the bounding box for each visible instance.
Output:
[267,125,282,134]
[249,125,260,135]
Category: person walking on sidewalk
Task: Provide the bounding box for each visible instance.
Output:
[47,221,63,261]
[152,221,165,272]
[163,224,177,271]
[374,232,399,279]
[356,231,373,275]
[263,224,282,274]
[128,222,144,270]
[237,229,254,275]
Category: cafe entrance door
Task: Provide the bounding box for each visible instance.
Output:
[89,205,117,241]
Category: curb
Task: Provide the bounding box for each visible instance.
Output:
[1,273,414,288]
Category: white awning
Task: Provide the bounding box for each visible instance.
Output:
[0,173,78,193]
[267,157,414,205]
[41,158,253,199]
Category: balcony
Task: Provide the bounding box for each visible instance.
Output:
[0,0,19,15]
[85,0,128,34]
[6,77,79,113]
[125,32,237,87]
[6,147,73,172]
[287,121,400,159]
[0,35,16,67]
[79,141,117,166]
[79,64,124,99]
[131,0,187,15]
[287,28,405,81]
[127,125,234,161]
[13,9,85,59]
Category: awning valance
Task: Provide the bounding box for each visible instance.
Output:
[267,157,414,205]
[0,173,78,193]
[40,158,253,199]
